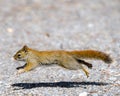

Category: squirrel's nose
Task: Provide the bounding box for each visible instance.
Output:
[13,55,16,60]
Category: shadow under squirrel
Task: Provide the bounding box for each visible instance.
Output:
[13,45,113,77]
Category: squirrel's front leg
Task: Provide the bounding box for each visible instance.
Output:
[17,62,38,74]
[16,63,27,70]
[17,68,25,74]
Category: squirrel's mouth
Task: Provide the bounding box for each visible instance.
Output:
[13,55,20,61]
[14,57,25,61]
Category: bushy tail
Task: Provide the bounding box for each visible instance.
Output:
[69,50,113,64]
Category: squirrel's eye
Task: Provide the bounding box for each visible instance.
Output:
[18,54,21,57]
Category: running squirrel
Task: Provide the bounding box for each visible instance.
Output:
[13,45,112,77]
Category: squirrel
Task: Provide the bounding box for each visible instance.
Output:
[13,45,113,77]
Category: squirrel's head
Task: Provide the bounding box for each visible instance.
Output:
[13,45,29,61]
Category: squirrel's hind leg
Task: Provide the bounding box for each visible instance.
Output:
[59,56,89,77]
[80,65,89,77]
[76,59,92,69]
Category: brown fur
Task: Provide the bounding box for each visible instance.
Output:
[13,45,112,77]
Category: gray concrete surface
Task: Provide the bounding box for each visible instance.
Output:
[0,0,120,96]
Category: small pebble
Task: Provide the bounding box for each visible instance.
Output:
[109,77,117,81]
[7,28,14,33]
[79,92,88,96]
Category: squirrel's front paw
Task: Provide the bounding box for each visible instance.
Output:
[17,69,25,74]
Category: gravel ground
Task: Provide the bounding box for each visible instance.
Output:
[0,0,120,96]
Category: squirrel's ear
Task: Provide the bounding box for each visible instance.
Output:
[23,45,28,52]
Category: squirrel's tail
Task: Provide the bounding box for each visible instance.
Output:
[68,50,112,64]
